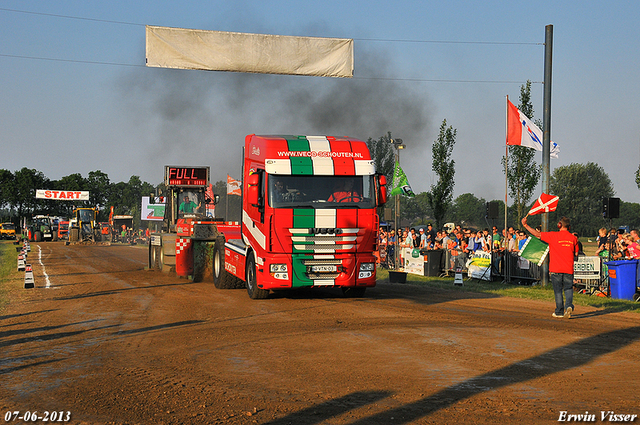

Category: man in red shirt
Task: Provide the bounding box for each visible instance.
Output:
[522,216,579,319]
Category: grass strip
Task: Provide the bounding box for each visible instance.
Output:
[377,268,640,314]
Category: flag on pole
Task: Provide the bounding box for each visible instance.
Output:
[528,193,559,216]
[389,161,415,197]
[506,99,559,158]
[227,175,241,196]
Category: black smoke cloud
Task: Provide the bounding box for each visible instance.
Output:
[117,43,433,183]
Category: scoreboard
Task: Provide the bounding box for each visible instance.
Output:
[164,166,209,186]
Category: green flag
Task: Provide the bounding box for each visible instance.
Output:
[519,236,549,266]
[390,161,415,197]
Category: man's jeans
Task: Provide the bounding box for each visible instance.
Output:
[550,272,574,315]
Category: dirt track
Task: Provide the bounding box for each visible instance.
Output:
[1,241,640,424]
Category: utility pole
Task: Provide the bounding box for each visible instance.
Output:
[541,24,553,286]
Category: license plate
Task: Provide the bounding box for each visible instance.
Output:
[310,265,337,272]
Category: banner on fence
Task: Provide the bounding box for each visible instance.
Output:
[467,251,491,281]
[403,247,424,276]
[574,256,601,280]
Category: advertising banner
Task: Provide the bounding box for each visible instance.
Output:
[574,256,601,280]
[146,25,354,78]
[36,189,89,200]
[403,247,424,276]
[141,197,166,221]
[467,251,492,281]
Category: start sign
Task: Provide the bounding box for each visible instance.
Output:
[36,190,90,201]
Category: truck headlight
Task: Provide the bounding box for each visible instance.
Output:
[358,262,374,279]
[270,264,289,280]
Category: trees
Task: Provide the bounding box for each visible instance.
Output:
[0,169,15,218]
[450,193,486,228]
[502,81,542,226]
[13,168,49,218]
[366,132,396,183]
[550,162,614,236]
[87,170,111,210]
[367,132,403,221]
[427,119,457,230]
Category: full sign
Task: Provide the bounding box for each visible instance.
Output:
[164,166,209,186]
[36,190,89,200]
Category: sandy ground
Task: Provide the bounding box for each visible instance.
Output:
[1,241,639,424]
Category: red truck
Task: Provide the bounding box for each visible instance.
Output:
[212,135,388,299]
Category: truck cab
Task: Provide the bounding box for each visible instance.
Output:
[0,223,16,240]
[214,135,387,299]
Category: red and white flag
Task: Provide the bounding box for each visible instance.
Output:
[227,175,242,196]
[528,193,559,216]
[506,98,559,158]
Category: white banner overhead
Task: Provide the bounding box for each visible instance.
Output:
[145,25,354,78]
[36,190,89,201]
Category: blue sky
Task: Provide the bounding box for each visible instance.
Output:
[1,1,639,208]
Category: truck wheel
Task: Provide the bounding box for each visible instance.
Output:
[246,253,269,299]
[69,228,79,243]
[213,239,236,289]
[52,232,58,242]
[342,287,366,298]
[34,231,42,242]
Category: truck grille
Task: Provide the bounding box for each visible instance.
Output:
[289,228,360,253]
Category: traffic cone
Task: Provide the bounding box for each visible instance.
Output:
[454,268,464,286]
[24,264,35,289]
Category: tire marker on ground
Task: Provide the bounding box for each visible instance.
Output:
[37,245,51,288]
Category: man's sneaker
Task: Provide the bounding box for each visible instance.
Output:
[565,306,573,319]
[552,312,564,318]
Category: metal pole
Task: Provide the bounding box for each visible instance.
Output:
[541,24,553,286]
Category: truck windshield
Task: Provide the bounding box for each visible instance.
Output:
[78,210,94,222]
[268,175,375,208]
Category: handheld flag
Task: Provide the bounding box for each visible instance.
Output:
[227,175,242,196]
[528,193,559,216]
[389,161,415,197]
[519,236,549,266]
[507,99,559,158]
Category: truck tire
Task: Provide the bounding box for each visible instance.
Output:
[69,228,79,243]
[246,253,269,299]
[34,231,42,242]
[161,234,176,273]
[52,232,58,242]
[213,239,237,289]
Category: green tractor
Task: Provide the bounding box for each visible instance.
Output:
[27,215,57,242]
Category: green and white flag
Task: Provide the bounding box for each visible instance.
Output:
[390,161,415,197]
[519,236,549,266]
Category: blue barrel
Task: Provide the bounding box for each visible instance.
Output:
[605,260,638,301]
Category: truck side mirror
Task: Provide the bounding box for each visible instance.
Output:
[377,175,388,206]
[247,173,260,206]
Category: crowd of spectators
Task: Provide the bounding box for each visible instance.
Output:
[596,227,640,260]
[376,223,636,271]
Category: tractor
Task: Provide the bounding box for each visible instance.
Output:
[68,207,101,243]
